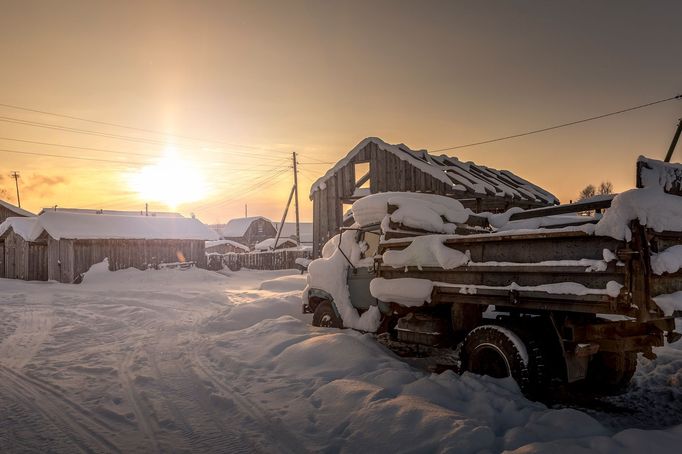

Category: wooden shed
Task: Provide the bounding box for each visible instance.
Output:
[35,211,218,283]
[221,216,277,248]
[254,237,298,251]
[205,239,250,254]
[0,217,48,281]
[1,199,34,224]
[310,137,559,257]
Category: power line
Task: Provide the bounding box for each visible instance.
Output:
[431,93,682,152]
[0,136,291,170]
[0,115,291,161]
[0,102,295,155]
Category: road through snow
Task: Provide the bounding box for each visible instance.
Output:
[0,265,681,453]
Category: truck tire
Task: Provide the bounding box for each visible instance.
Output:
[585,351,637,395]
[312,301,343,328]
[461,325,542,394]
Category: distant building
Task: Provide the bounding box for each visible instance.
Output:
[272,222,313,247]
[205,239,250,254]
[254,237,298,251]
[0,199,34,224]
[221,216,277,248]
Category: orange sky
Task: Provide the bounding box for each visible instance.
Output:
[1,1,681,223]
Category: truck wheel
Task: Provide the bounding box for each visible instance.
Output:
[585,352,637,395]
[312,301,343,328]
[461,325,534,393]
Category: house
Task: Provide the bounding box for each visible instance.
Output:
[0,217,47,280]
[1,211,218,283]
[0,199,34,224]
[272,222,313,247]
[254,237,298,251]
[221,216,277,248]
[309,137,559,256]
[205,239,250,254]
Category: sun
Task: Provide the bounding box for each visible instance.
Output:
[129,150,208,209]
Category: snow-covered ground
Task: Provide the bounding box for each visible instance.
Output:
[0,266,681,453]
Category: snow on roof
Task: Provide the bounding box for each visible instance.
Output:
[254,237,297,251]
[0,199,34,217]
[39,207,184,217]
[222,216,273,237]
[205,239,250,251]
[0,216,42,241]
[272,222,313,243]
[32,211,218,241]
[310,137,558,205]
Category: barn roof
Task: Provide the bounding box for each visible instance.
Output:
[0,199,34,217]
[310,137,558,205]
[38,207,184,217]
[0,216,42,241]
[2,211,218,241]
[222,216,273,237]
[254,237,298,251]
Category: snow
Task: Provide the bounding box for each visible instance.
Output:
[653,291,682,316]
[595,186,682,241]
[1,268,681,452]
[221,216,272,237]
[0,216,42,240]
[0,199,34,217]
[254,237,297,251]
[4,211,218,241]
[370,277,434,306]
[382,235,471,269]
[638,156,682,193]
[205,239,250,251]
[310,137,559,205]
[651,245,682,275]
[351,191,471,228]
[447,281,624,298]
[304,231,382,332]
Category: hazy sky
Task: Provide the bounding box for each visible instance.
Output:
[1,0,681,223]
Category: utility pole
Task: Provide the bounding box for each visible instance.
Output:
[664,118,682,162]
[245,204,248,218]
[292,151,301,246]
[145,203,148,216]
[10,171,21,208]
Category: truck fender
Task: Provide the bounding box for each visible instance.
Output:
[306,288,341,319]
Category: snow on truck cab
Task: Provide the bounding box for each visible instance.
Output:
[302,157,682,397]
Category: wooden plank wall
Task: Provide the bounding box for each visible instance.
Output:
[0,241,4,277]
[311,142,551,257]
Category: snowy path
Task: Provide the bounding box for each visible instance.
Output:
[0,266,681,453]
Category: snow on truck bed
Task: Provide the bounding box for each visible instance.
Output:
[1,266,681,452]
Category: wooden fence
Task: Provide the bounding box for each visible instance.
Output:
[207,249,312,271]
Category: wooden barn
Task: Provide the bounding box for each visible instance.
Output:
[205,239,250,254]
[0,199,34,224]
[221,216,277,248]
[310,137,559,257]
[26,211,217,283]
[0,217,48,281]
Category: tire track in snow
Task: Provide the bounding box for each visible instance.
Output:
[188,335,305,454]
[117,345,161,452]
[0,303,55,370]
[146,329,256,453]
[0,365,121,453]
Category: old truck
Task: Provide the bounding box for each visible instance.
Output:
[302,157,682,396]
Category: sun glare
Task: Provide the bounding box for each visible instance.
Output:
[129,150,208,209]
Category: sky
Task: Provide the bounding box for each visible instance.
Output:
[0,0,680,223]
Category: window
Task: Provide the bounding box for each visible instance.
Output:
[354,162,370,189]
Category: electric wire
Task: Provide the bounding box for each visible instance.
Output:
[431,93,682,152]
